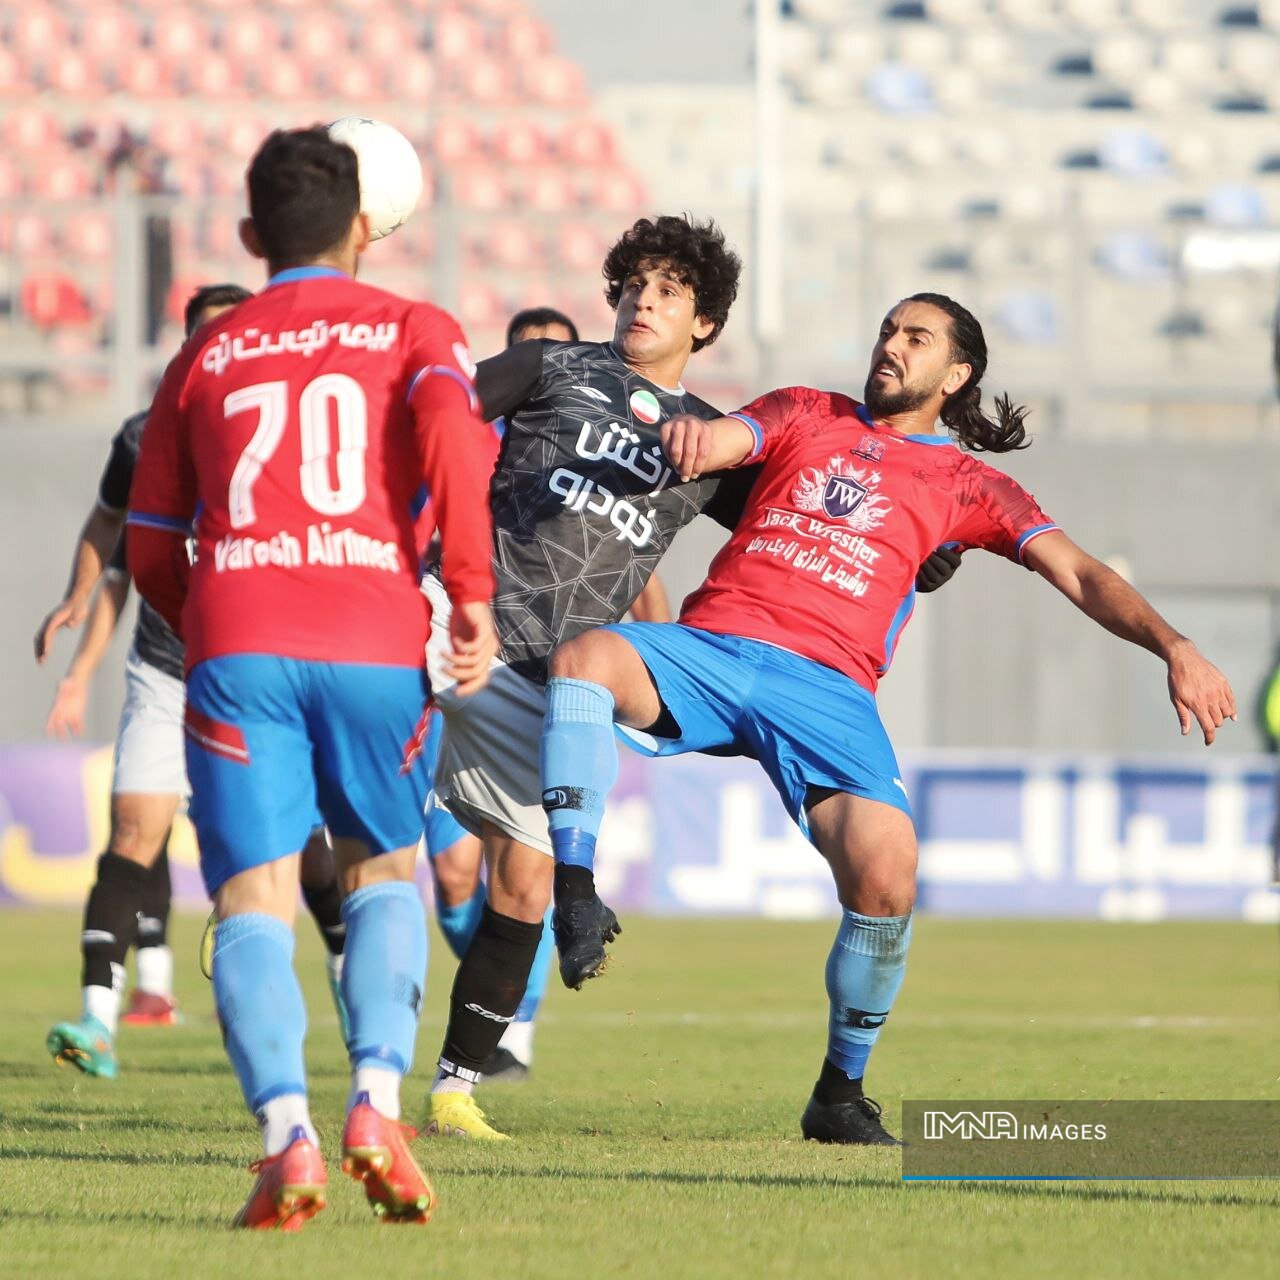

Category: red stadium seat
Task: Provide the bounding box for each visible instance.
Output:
[589,168,647,214]
[486,218,542,270]
[21,274,92,328]
[433,8,487,63]
[4,107,61,153]
[390,51,435,101]
[0,212,55,258]
[0,46,28,96]
[10,6,70,59]
[498,13,554,59]
[555,221,610,273]
[455,55,518,106]
[256,56,312,101]
[200,215,244,260]
[492,119,549,166]
[149,114,207,158]
[0,154,23,199]
[358,13,418,60]
[43,51,102,97]
[432,118,486,165]
[290,12,350,62]
[221,12,285,60]
[451,165,510,212]
[115,51,176,98]
[557,120,618,167]
[185,54,245,99]
[522,167,578,214]
[163,155,209,198]
[457,280,506,330]
[30,154,94,201]
[78,5,141,58]
[151,11,210,62]
[63,210,114,262]
[520,56,587,108]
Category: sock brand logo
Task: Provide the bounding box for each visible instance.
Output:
[541,786,596,812]
[394,975,422,1017]
[843,1007,889,1030]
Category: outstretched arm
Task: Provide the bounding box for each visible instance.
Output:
[1022,530,1236,744]
[34,502,126,663]
[661,414,757,482]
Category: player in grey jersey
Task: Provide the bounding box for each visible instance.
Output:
[38,284,349,1078]
[420,216,742,1138]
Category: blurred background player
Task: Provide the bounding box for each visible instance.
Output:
[538,292,1237,1145]
[129,127,497,1229]
[424,303,669,1085]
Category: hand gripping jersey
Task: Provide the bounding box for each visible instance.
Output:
[128,268,495,670]
[681,386,1059,692]
[455,339,726,684]
[98,408,185,682]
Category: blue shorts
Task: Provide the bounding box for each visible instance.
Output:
[422,706,471,859]
[606,623,911,841]
[185,655,433,895]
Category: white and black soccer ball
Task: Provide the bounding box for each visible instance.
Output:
[328,116,424,241]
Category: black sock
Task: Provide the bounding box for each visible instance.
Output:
[439,905,544,1076]
[813,1057,864,1106]
[81,853,149,990]
[137,841,172,950]
[554,863,596,905]
[302,879,347,956]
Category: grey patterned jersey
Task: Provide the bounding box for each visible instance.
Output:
[486,340,722,683]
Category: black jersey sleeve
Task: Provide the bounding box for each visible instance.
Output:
[97,430,136,511]
[475,340,546,423]
[702,463,763,530]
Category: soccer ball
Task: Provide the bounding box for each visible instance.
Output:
[327,116,424,241]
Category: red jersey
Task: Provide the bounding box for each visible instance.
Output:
[680,386,1058,692]
[128,267,495,671]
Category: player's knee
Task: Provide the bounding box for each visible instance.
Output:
[485,867,551,924]
[548,631,611,683]
[107,815,164,864]
[433,849,481,906]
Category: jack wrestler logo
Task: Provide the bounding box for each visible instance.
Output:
[792,456,892,533]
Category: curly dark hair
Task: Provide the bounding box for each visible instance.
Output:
[602,215,741,351]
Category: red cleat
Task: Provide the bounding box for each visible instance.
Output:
[232,1127,327,1231]
[341,1094,437,1224]
[121,991,181,1026]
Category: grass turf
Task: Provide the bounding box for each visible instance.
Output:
[0,910,1276,1277]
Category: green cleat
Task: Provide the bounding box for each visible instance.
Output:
[47,1016,118,1079]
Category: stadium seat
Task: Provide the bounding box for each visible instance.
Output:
[492,119,550,166]
[485,218,542,270]
[150,10,211,61]
[78,5,141,58]
[114,51,175,98]
[523,167,579,214]
[554,221,609,273]
[389,51,435,100]
[451,165,511,212]
[499,13,554,59]
[63,210,113,262]
[896,25,953,68]
[588,168,645,214]
[0,154,23,199]
[42,50,102,97]
[1163,37,1221,85]
[30,154,94,201]
[433,7,488,62]
[148,114,207,158]
[357,13,418,59]
[556,120,617,167]
[432,118,486,165]
[457,280,506,330]
[221,12,285,60]
[1226,33,1280,86]
[255,56,313,101]
[10,5,70,59]
[184,53,245,99]
[289,12,350,61]
[20,273,92,328]
[0,45,27,96]
[520,56,587,107]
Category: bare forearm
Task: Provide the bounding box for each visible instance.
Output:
[1069,561,1187,661]
[63,506,126,606]
[629,574,671,623]
[65,574,130,683]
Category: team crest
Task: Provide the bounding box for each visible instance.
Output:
[793,455,892,532]
[851,434,885,462]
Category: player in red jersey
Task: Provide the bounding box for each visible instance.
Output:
[537,292,1236,1145]
[129,127,497,1228]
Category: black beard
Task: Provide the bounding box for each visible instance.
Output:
[862,375,933,419]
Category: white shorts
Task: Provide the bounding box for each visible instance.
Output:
[112,645,190,799]
[424,575,551,855]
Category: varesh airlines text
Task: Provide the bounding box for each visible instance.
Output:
[212,523,402,573]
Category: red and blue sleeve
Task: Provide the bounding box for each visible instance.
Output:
[947,459,1059,565]
[727,386,811,464]
[405,307,496,606]
[126,352,198,634]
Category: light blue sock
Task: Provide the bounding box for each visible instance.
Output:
[825,910,913,1080]
[341,881,427,1074]
[541,677,618,871]
[436,882,486,962]
[514,910,555,1023]
[213,913,307,1113]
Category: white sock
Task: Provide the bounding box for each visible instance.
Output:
[349,1064,401,1120]
[135,944,174,998]
[497,1019,535,1066]
[83,969,123,1036]
[258,1093,318,1156]
[431,1067,475,1097]
[326,952,344,985]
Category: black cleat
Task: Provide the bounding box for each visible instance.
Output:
[552,893,621,990]
[478,1047,530,1084]
[801,1093,902,1146]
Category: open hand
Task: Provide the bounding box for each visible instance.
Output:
[1166,641,1236,745]
[444,600,499,697]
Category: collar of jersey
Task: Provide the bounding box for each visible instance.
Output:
[855,401,949,446]
[267,266,347,287]
[605,343,685,395]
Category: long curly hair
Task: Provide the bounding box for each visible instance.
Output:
[603,215,741,351]
[906,292,1031,453]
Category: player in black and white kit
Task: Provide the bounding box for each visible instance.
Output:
[40,284,350,1079]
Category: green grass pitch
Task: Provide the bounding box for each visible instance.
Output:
[0,910,1275,1277]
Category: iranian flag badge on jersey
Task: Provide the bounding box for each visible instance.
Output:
[629,389,661,425]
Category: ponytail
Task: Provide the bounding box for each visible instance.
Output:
[906,292,1032,454]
